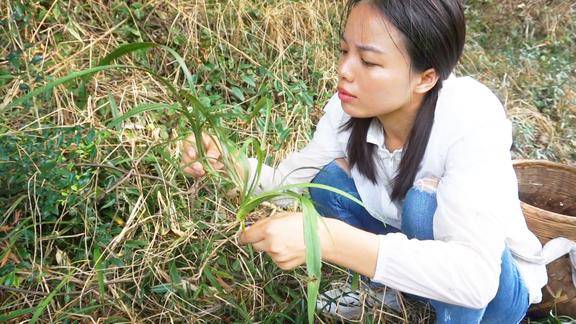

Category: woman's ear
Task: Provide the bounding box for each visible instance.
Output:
[414,68,439,94]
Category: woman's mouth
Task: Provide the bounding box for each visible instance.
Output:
[337,88,357,103]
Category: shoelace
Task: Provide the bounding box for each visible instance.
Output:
[318,289,374,312]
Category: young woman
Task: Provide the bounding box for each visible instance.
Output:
[182,0,547,322]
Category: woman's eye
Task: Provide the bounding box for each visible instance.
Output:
[361,59,377,67]
[339,49,348,54]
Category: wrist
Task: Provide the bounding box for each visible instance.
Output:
[319,218,339,263]
[318,217,381,278]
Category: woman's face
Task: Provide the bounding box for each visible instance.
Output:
[337,2,420,119]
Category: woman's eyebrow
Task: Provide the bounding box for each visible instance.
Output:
[340,35,384,54]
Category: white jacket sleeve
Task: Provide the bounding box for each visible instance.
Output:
[247,94,346,195]
[372,118,515,309]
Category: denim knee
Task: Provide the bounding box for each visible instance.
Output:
[428,247,530,324]
[401,178,439,240]
[309,161,353,218]
[310,161,399,234]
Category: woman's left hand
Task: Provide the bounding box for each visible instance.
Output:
[239,212,379,278]
[238,212,308,270]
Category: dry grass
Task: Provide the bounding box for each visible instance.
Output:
[461,0,576,164]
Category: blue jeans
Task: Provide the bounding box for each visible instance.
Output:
[309,160,530,324]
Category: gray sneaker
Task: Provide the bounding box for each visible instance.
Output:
[368,285,402,312]
[316,284,402,320]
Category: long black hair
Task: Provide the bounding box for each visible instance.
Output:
[340,0,466,201]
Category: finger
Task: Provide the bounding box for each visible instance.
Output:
[269,252,295,264]
[191,162,205,176]
[206,152,222,171]
[182,135,199,171]
[206,146,220,159]
[183,134,197,152]
[181,157,195,173]
[186,147,197,160]
[251,240,268,252]
[208,159,225,171]
[181,150,196,167]
[204,133,223,156]
[183,162,205,177]
[205,146,220,161]
[238,220,269,245]
[201,133,215,151]
[183,166,204,177]
[276,257,304,271]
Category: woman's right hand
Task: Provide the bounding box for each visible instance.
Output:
[182,133,225,177]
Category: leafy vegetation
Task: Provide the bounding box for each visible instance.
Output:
[1,0,574,322]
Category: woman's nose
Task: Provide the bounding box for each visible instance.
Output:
[338,56,354,82]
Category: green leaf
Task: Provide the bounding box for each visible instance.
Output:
[238,182,365,222]
[301,196,322,324]
[93,246,106,303]
[169,260,181,285]
[30,273,72,324]
[237,191,284,221]
[97,42,156,67]
[151,283,173,294]
[264,285,284,304]
[6,64,133,109]
[249,95,271,120]
[107,94,121,130]
[242,75,256,87]
[203,267,224,293]
[351,272,360,291]
[277,182,364,207]
[169,260,184,295]
[230,86,245,101]
[0,308,34,321]
[107,103,177,128]
[0,69,14,86]
[98,42,196,90]
[124,240,148,248]
[158,45,197,90]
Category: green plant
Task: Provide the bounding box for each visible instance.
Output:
[7,41,365,324]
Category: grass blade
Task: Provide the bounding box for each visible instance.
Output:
[6,65,132,109]
[97,42,156,66]
[107,94,121,130]
[93,246,106,303]
[237,191,285,222]
[30,273,72,323]
[0,308,34,321]
[301,196,322,324]
[107,103,177,128]
[238,182,366,222]
[274,182,364,208]
[98,42,196,91]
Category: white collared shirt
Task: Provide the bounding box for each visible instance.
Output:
[248,76,547,308]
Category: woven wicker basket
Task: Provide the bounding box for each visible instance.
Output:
[513,160,576,317]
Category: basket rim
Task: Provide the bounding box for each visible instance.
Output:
[513,159,576,221]
[520,202,576,224]
[513,159,576,174]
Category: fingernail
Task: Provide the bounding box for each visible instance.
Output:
[207,151,218,158]
[188,148,196,156]
[193,164,202,171]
